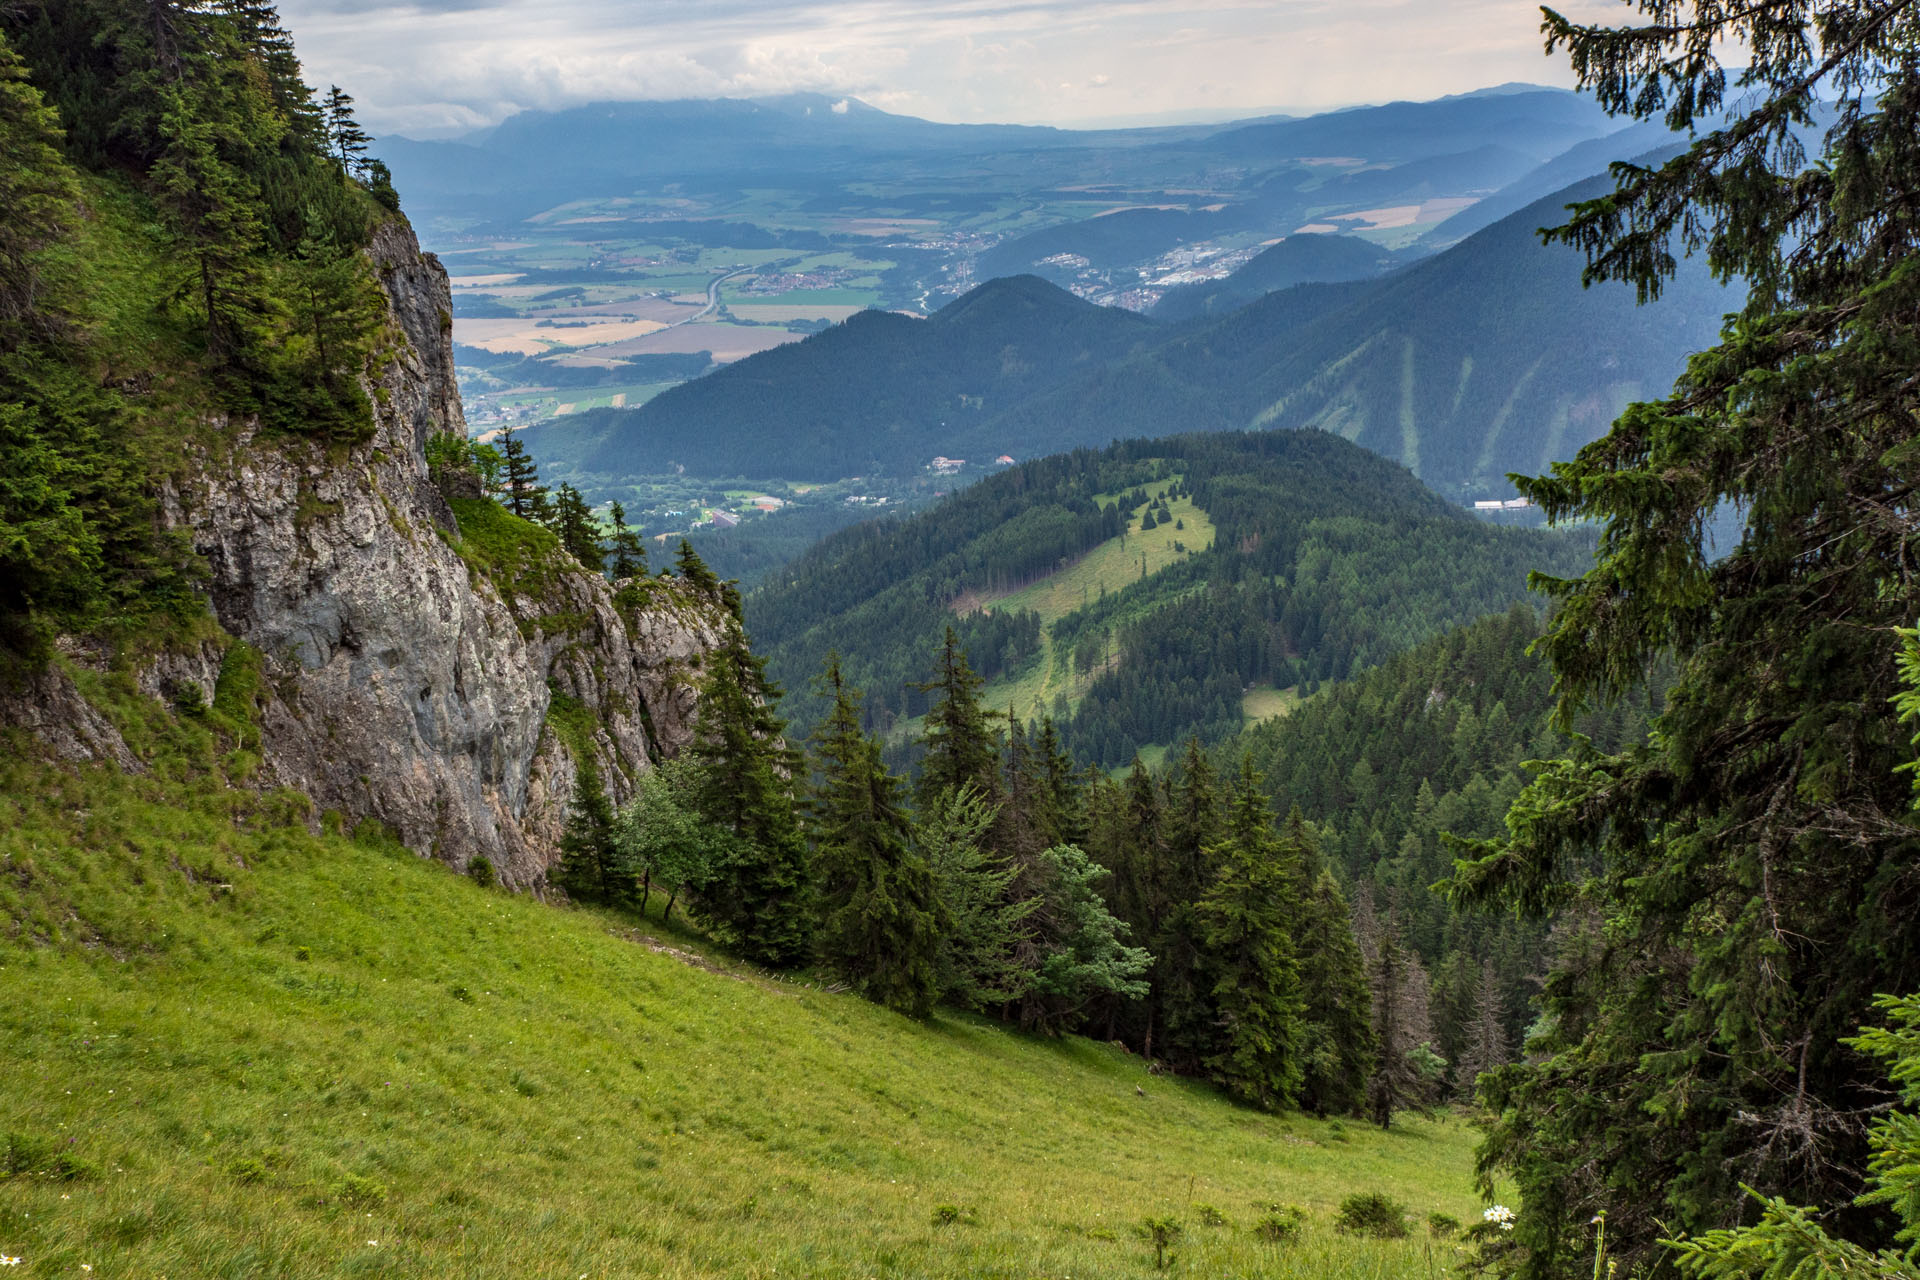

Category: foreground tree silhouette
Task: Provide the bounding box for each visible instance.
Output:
[1447,0,1920,1271]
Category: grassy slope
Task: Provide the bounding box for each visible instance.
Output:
[0,698,1480,1279]
[968,487,1217,726]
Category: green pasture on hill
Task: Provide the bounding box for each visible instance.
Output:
[967,488,1216,726]
[0,694,1482,1279]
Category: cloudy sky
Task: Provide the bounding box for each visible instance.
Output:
[274,0,1596,138]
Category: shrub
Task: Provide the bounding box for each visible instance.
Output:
[333,1173,387,1208]
[2,1131,94,1181]
[1195,1202,1229,1227]
[1137,1216,1183,1269]
[466,855,497,888]
[1428,1211,1463,1238]
[1253,1203,1307,1243]
[1335,1191,1408,1238]
[930,1204,973,1226]
[228,1156,269,1184]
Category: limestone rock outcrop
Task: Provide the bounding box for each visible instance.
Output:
[7,218,727,887]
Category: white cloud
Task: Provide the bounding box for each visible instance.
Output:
[274,0,1581,137]
[830,97,850,113]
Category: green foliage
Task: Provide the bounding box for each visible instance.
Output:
[464,856,496,888]
[1670,994,1920,1280]
[1256,1205,1309,1243]
[685,617,812,968]
[1334,1192,1408,1239]
[1441,0,1920,1270]
[750,432,1594,765]
[809,656,946,1016]
[612,759,733,922]
[1017,842,1151,1034]
[554,765,618,905]
[1193,760,1307,1110]
[918,785,1038,1008]
[1139,1215,1184,1269]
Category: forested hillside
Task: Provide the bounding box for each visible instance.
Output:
[578,274,1158,480]
[0,1,397,659]
[747,431,1594,764]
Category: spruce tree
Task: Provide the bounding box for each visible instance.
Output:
[1451,956,1508,1103]
[1289,810,1375,1117]
[151,85,266,365]
[497,426,546,521]
[321,83,369,175]
[685,616,810,968]
[1366,917,1437,1129]
[674,538,721,601]
[554,764,617,905]
[551,483,603,572]
[912,627,1000,810]
[1194,759,1306,1109]
[1444,0,1920,1269]
[1154,738,1224,1070]
[808,656,944,1016]
[606,500,647,580]
[919,784,1038,1008]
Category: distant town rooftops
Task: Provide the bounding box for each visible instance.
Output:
[1472,498,1534,511]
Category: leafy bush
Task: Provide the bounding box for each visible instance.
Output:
[1335,1191,1408,1238]
[466,855,497,888]
[1195,1201,1229,1226]
[1428,1211,1463,1237]
[1253,1203,1307,1242]
[333,1173,387,1208]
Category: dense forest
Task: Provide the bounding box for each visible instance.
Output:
[747,430,1595,765]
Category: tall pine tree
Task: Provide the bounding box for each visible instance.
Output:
[685,613,810,968]
[1193,759,1307,1109]
[808,656,944,1016]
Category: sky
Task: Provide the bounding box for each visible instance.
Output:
[274,0,1598,139]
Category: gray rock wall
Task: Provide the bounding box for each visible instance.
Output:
[7,217,728,888]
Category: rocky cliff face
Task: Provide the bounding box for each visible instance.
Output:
[9,218,728,887]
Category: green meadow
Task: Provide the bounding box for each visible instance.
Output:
[0,687,1483,1279]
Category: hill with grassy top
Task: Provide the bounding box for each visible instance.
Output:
[747,431,1594,765]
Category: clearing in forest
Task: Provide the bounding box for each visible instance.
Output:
[967,485,1215,725]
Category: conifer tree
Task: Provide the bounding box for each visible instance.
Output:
[808,656,945,1016]
[1152,738,1224,1069]
[554,764,617,905]
[674,538,721,601]
[550,483,602,572]
[1018,842,1151,1034]
[497,426,546,520]
[1444,0,1920,1267]
[151,86,266,365]
[1194,759,1306,1109]
[606,500,647,580]
[1366,916,1438,1128]
[1289,810,1375,1117]
[913,628,1000,810]
[321,83,369,175]
[1451,956,1508,1103]
[919,784,1038,1008]
[685,616,810,968]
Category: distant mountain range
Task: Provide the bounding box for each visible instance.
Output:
[561,171,1731,497]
